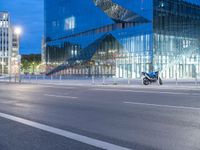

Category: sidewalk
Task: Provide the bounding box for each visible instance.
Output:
[21,77,200,90]
[1,76,200,90]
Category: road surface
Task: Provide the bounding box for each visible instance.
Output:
[0,83,200,150]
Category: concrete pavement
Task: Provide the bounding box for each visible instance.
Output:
[1,75,200,88]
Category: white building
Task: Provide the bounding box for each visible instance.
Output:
[0,11,19,76]
[41,36,46,64]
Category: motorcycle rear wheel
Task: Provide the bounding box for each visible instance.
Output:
[158,77,163,85]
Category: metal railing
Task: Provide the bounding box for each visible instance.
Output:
[0,74,199,87]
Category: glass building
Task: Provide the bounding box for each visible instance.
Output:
[44,0,200,79]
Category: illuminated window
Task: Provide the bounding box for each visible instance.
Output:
[64,16,75,31]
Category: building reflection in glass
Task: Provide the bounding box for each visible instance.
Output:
[44,0,200,79]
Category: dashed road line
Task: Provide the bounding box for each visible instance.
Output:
[124,101,200,111]
[44,94,78,99]
[37,85,76,89]
[91,88,192,95]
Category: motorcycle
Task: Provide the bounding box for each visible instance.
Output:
[141,71,163,85]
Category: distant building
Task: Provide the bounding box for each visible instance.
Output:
[0,11,19,75]
[44,0,200,79]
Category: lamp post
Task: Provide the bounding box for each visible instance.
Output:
[14,27,22,83]
[32,62,35,74]
[17,55,21,82]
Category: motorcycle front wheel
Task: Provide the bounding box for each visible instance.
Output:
[143,78,150,85]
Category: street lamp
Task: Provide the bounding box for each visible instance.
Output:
[14,26,22,83]
[14,27,22,36]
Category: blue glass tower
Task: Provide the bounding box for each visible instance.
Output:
[44,0,200,79]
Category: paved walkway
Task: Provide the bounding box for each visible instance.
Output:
[17,79,200,90]
[1,76,200,90]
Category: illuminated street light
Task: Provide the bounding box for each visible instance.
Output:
[13,26,22,82]
[14,26,22,35]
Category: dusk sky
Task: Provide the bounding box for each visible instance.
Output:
[0,0,43,54]
[1,0,200,55]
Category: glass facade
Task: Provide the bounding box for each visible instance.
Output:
[153,0,200,79]
[44,0,200,79]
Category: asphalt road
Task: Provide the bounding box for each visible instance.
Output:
[0,83,200,150]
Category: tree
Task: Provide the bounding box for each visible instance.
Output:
[21,54,41,74]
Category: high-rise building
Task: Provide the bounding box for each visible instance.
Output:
[0,11,19,76]
[0,11,11,75]
[44,0,200,79]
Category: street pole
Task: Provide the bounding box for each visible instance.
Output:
[113,76,117,85]
[18,55,21,83]
[9,56,11,83]
[175,65,178,86]
[128,77,130,85]
[18,48,20,83]
[29,74,31,82]
[195,69,198,86]
[92,75,95,85]
[60,74,62,81]
[102,76,105,85]
[14,27,22,83]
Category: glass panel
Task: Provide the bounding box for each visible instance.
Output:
[153,0,200,79]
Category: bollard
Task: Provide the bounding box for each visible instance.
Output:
[60,75,62,81]
[195,75,198,86]
[29,74,31,82]
[36,75,38,81]
[102,76,105,85]
[175,72,178,85]
[51,75,53,80]
[43,74,45,80]
[113,76,117,85]
[15,75,17,83]
[128,77,130,85]
[19,74,21,83]
[9,75,11,83]
[92,76,95,85]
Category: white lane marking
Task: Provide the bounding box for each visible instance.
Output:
[0,112,131,150]
[91,88,191,95]
[0,101,17,104]
[44,94,78,99]
[37,85,75,89]
[124,102,200,111]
